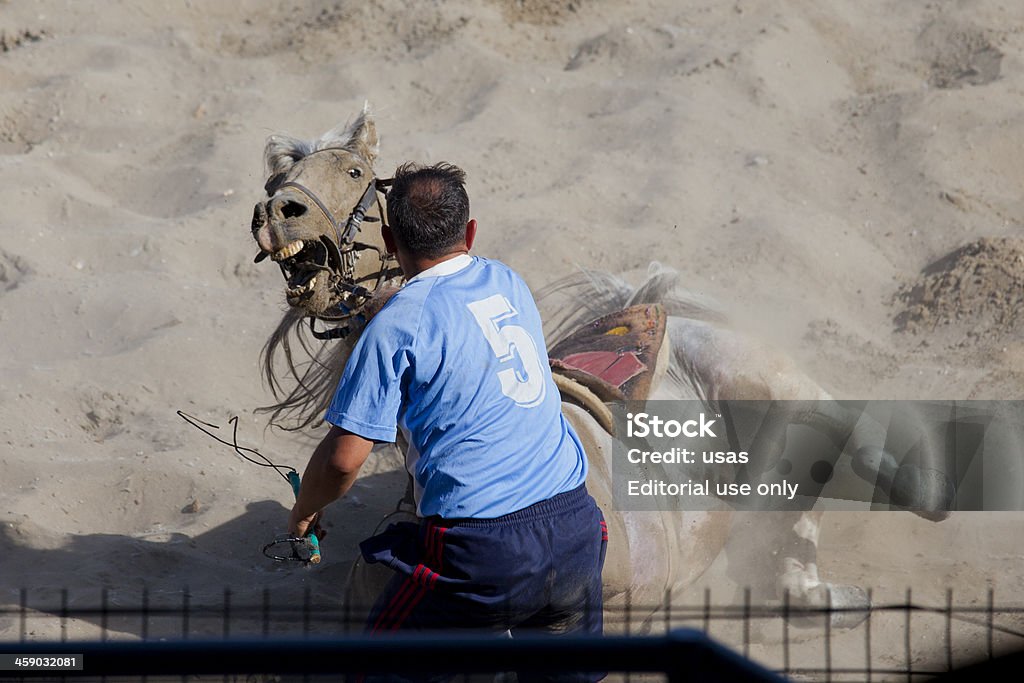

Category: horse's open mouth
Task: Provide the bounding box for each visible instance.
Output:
[266,239,333,302]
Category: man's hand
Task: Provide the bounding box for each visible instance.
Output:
[288,509,326,540]
[287,426,375,538]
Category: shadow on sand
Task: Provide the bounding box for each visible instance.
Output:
[0,468,409,641]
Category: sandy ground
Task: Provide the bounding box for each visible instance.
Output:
[2,0,1024,678]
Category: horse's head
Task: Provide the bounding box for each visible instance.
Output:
[251,105,396,321]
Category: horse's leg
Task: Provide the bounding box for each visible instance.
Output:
[776,510,869,628]
[722,509,868,629]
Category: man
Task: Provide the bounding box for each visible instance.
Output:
[288,162,606,660]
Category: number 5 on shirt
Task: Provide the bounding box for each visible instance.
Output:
[467,294,547,408]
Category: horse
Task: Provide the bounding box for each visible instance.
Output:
[247,105,947,631]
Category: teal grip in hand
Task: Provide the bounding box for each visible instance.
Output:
[287,471,322,565]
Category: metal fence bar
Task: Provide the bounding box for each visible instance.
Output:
[624,587,632,636]
[100,587,108,643]
[262,587,270,639]
[222,588,231,640]
[905,587,912,683]
[18,588,26,644]
[703,587,711,635]
[624,589,632,683]
[343,586,353,635]
[141,588,150,683]
[663,589,670,634]
[140,587,149,642]
[987,586,994,660]
[824,586,832,683]
[60,588,68,643]
[302,586,311,638]
[743,586,751,659]
[865,587,873,683]
[945,588,953,673]
[181,586,189,640]
[782,589,790,675]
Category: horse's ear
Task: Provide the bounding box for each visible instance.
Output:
[342,103,379,163]
[265,134,308,175]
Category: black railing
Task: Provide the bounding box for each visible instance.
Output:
[2,587,1023,681]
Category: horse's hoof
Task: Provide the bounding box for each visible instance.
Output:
[824,583,870,629]
[786,583,870,630]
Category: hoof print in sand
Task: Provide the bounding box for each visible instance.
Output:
[0,28,47,54]
[920,21,1002,89]
[79,391,130,443]
[0,250,31,293]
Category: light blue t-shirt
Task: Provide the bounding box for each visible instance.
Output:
[325,254,588,518]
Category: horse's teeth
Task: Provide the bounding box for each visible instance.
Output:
[272,240,304,261]
[287,277,317,298]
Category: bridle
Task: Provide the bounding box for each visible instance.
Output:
[261,164,402,340]
[276,177,381,262]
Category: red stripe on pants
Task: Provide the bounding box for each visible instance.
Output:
[371,565,423,634]
[371,524,450,634]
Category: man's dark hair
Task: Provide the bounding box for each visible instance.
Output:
[386,162,470,258]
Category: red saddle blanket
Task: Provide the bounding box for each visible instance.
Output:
[548,303,667,403]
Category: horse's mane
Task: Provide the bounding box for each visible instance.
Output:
[264,106,379,175]
[258,262,725,430]
[256,308,355,431]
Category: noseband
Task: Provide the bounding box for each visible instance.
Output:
[277,178,382,253]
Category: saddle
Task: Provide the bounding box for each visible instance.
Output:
[549,304,669,435]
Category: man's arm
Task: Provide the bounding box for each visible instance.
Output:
[288,425,374,538]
